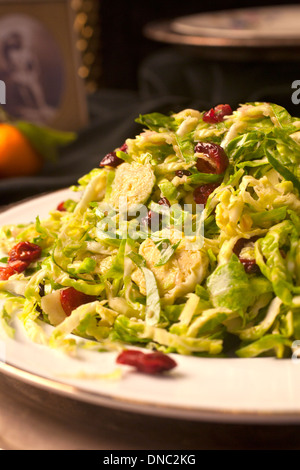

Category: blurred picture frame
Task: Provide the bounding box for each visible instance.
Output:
[0,0,89,131]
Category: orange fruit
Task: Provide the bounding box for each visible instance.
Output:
[0,123,42,178]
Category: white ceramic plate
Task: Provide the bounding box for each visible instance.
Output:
[171,5,300,40]
[1,189,300,424]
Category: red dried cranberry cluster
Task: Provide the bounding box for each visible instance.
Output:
[116,349,177,374]
[0,242,42,280]
[60,287,97,316]
[203,104,232,123]
[233,237,261,274]
[99,143,128,168]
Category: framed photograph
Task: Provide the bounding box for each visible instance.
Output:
[0,0,89,131]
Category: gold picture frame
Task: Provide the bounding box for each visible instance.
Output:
[0,0,89,131]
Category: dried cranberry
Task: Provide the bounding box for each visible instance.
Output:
[0,241,41,281]
[119,143,128,152]
[8,260,30,273]
[203,104,232,123]
[141,210,160,231]
[195,158,216,174]
[60,287,97,316]
[202,108,217,124]
[0,266,16,280]
[240,259,261,274]
[233,237,261,274]
[195,142,229,174]
[141,211,151,229]
[116,349,177,374]
[0,260,29,280]
[193,183,219,205]
[57,201,66,212]
[142,200,170,230]
[233,236,260,257]
[8,242,41,264]
[158,197,171,207]
[175,170,192,178]
[116,349,145,366]
[99,151,123,168]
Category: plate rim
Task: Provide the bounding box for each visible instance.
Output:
[2,357,300,424]
[170,5,300,40]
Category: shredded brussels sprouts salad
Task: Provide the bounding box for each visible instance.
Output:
[1,101,300,360]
